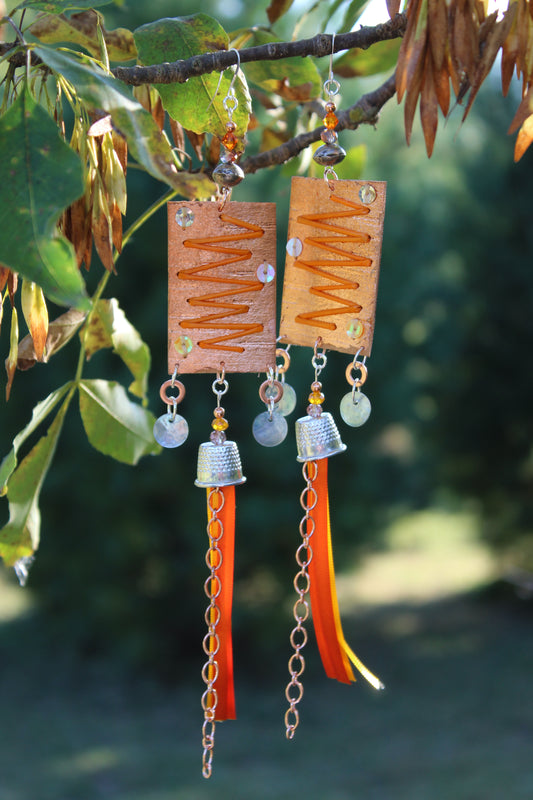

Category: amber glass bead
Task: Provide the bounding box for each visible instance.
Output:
[323,110,339,129]
[308,390,325,405]
[221,130,238,151]
[212,417,229,431]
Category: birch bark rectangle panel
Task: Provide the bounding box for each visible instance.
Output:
[168,201,277,374]
[279,177,386,357]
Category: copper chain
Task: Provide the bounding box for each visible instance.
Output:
[201,488,225,778]
[284,460,318,738]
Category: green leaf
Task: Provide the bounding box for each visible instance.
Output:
[35,47,213,198]
[30,12,137,62]
[231,28,322,102]
[339,0,372,33]
[0,383,72,493]
[0,392,71,566]
[342,144,367,178]
[83,298,150,401]
[334,39,401,78]
[0,89,89,310]
[134,15,251,137]
[15,0,112,11]
[79,379,161,465]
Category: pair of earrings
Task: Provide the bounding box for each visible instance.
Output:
[154,37,386,779]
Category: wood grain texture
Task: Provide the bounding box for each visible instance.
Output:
[279,177,386,357]
[168,201,276,374]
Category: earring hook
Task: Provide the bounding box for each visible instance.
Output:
[207,48,241,112]
[323,33,340,100]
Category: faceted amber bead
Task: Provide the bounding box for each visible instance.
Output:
[212,416,229,431]
[221,130,238,151]
[323,110,339,129]
[308,390,325,405]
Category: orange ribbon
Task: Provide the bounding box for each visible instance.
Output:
[307,458,384,691]
[207,486,237,721]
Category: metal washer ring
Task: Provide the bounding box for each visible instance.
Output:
[160,379,186,405]
[345,360,368,388]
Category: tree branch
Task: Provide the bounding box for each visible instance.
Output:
[240,73,397,173]
[111,15,407,86]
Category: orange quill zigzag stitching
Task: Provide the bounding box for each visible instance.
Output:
[294,194,373,331]
[178,214,265,353]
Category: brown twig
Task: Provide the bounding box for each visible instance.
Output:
[111,15,407,86]
[241,73,397,173]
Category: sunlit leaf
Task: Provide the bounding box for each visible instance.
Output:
[513,113,533,161]
[266,0,294,24]
[17,309,86,370]
[232,28,321,101]
[0,393,71,566]
[0,383,72,492]
[21,280,49,362]
[134,15,251,137]
[0,89,89,310]
[334,39,401,77]
[83,298,151,401]
[35,47,214,199]
[342,144,367,178]
[30,11,137,62]
[79,379,161,464]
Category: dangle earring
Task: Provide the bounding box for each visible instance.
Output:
[340,350,372,427]
[279,33,387,737]
[164,50,277,779]
[272,345,297,417]
[153,367,189,448]
[252,367,288,447]
[312,33,346,173]
[212,49,245,199]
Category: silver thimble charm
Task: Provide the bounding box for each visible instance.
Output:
[295,411,347,462]
[195,440,246,487]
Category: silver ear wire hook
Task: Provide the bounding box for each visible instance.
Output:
[323,33,340,100]
[207,48,241,112]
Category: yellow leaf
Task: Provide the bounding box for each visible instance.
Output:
[21,280,49,362]
[5,306,18,401]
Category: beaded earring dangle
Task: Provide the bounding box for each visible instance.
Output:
[160,52,277,778]
[279,34,387,736]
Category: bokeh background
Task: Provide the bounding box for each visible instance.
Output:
[0,0,532,797]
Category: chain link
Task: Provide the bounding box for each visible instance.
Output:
[201,488,225,778]
[284,460,317,739]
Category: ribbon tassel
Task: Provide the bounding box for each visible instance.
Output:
[308,458,384,691]
[206,485,237,721]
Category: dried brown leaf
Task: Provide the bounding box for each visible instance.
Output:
[396,0,427,101]
[17,309,87,371]
[386,0,402,17]
[7,271,18,308]
[152,96,165,132]
[5,306,18,401]
[420,49,439,156]
[404,46,426,144]
[463,4,517,120]
[273,79,314,102]
[428,0,447,70]
[111,203,122,254]
[508,86,533,134]
[432,57,451,115]
[92,211,115,273]
[266,0,294,24]
[185,130,205,161]
[21,281,48,363]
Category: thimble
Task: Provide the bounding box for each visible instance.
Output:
[295,412,347,462]
[195,441,247,487]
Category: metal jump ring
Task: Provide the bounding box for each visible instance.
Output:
[275,347,290,375]
[345,360,368,388]
[160,379,186,405]
[259,378,284,405]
